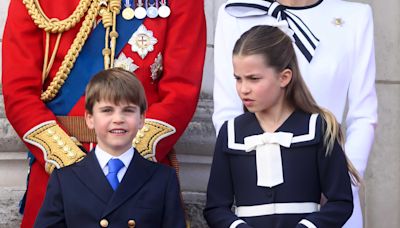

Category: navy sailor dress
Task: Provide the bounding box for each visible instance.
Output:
[204,110,353,228]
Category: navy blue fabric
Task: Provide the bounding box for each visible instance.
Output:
[35,150,185,227]
[204,111,353,228]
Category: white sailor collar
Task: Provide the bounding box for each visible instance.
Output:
[225,0,324,17]
[224,0,322,62]
[226,110,322,152]
[225,0,272,17]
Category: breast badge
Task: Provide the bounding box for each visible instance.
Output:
[129,25,158,59]
[114,52,139,72]
[150,53,163,81]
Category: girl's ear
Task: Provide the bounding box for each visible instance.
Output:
[279,69,293,88]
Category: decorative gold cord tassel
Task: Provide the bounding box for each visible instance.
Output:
[109,0,121,68]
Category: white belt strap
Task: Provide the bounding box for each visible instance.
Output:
[236,202,320,217]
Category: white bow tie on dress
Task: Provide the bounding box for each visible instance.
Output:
[244,132,293,188]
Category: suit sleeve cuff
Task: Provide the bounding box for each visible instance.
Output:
[23,120,86,173]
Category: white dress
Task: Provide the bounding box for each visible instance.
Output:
[212,0,377,227]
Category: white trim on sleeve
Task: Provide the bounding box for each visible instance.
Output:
[299,219,317,228]
[229,219,246,228]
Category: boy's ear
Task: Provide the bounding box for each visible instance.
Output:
[85,111,94,130]
[139,114,145,129]
[279,69,293,88]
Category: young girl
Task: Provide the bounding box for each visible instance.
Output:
[212,1,377,227]
[204,25,359,228]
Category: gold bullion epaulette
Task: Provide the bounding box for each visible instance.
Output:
[133,119,176,161]
[23,121,86,173]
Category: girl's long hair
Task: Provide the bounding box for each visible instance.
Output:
[233,25,360,185]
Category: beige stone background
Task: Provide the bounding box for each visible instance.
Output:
[0,0,399,227]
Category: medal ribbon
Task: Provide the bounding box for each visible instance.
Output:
[124,0,131,8]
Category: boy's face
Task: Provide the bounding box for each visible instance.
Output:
[85,100,144,156]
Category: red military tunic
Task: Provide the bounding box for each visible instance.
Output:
[2,0,206,227]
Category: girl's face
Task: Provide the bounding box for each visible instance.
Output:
[233,54,292,115]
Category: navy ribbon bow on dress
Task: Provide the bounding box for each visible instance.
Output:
[106,158,124,190]
[225,0,319,62]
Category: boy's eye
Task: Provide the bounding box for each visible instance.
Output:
[123,106,139,113]
[101,108,112,113]
[125,108,136,113]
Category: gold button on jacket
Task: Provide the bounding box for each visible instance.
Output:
[128,219,136,227]
[100,219,109,227]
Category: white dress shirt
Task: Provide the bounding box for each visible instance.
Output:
[95,146,134,182]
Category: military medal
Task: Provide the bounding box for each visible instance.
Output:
[122,0,135,20]
[135,0,147,19]
[146,0,159,19]
[122,8,135,20]
[158,0,171,18]
[129,24,158,59]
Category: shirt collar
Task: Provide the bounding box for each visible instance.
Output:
[95,146,135,170]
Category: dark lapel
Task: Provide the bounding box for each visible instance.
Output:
[101,151,158,217]
[71,151,114,204]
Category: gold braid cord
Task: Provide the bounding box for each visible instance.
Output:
[23,0,100,102]
[23,0,92,33]
[99,0,121,69]
[108,0,121,68]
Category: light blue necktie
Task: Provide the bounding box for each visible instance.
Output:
[106,158,124,191]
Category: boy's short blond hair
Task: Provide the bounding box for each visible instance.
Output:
[85,68,147,114]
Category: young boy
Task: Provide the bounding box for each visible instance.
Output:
[34,68,186,227]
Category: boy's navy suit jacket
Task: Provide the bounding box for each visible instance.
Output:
[34,149,185,228]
